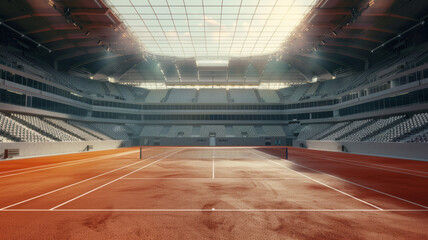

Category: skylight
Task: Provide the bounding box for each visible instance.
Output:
[106,0,317,58]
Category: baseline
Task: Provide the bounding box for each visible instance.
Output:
[1,208,428,212]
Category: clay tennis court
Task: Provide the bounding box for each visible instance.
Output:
[0,146,427,239]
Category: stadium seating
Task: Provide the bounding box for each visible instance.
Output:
[321,119,372,141]
[144,90,168,103]
[69,76,107,96]
[116,85,136,101]
[276,87,294,101]
[68,121,112,140]
[289,85,310,101]
[105,83,123,98]
[2,109,428,144]
[167,89,196,103]
[340,115,404,142]
[198,89,228,103]
[0,113,52,142]
[258,90,281,103]
[229,90,258,103]
[302,82,320,99]
[233,125,257,137]
[200,125,226,137]
[296,113,428,143]
[11,113,81,142]
[0,134,13,143]
[262,125,286,136]
[45,118,100,141]
[140,125,164,137]
[296,124,333,141]
[90,123,130,140]
[168,125,193,137]
[159,125,172,136]
[406,129,428,143]
[368,113,428,142]
[310,122,350,140]
[190,125,200,137]
[124,124,142,135]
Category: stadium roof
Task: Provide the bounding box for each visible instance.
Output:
[105,0,317,58]
[0,0,427,88]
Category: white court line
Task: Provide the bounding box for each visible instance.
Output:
[212,149,215,179]
[49,149,182,210]
[0,156,112,175]
[0,150,139,179]
[296,152,428,178]
[255,150,428,210]
[250,150,383,210]
[122,177,305,180]
[1,208,427,212]
[0,149,152,175]
[300,152,428,174]
[0,150,171,210]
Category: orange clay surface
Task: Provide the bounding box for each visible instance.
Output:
[0,146,427,240]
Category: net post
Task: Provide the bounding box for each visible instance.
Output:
[140,147,142,160]
[285,147,288,160]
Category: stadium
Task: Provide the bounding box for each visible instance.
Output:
[0,0,427,239]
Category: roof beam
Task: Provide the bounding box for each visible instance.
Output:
[361,13,418,21]
[70,8,110,16]
[312,8,352,16]
[310,23,336,29]
[342,25,399,34]
[329,34,383,43]
[71,52,122,67]
[3,10,61,22]
[25,25,79,35]
[86,23,115,29]
[52,42,101,52]
[316,48,368,61]
[40,35,88,44]
[297,53,348,66]
[322,43,372,51]
[282,57,313,81]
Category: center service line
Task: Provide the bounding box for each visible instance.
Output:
[212,149,215,179]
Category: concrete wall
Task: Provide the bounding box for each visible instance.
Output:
[293,140,428,161]
[0,140,131,159]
